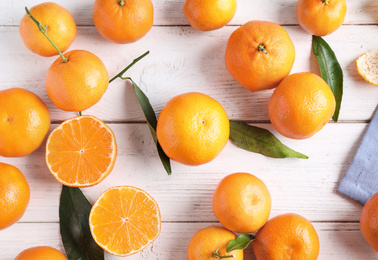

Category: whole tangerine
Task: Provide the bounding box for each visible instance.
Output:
[0,163,30,230]
[360,192,378,252]
[212,172,271,233]
[0,88,50,157]
[19,2,77,57]
[253,213,320,260]
[225,20,295,91]
[93,0,154,44]
[187,226,243,260]
[14,246,67,260]
[45,50,109,112]
[297,0,347,36]
[183,0,237,31]
[269,72,336,139]
[156,92,229,166]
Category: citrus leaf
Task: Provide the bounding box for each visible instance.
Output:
[59,185,104,260]
[226,234,255,253]
[312,35,343,122]
[229,120,308,159]
[131,79,172,175]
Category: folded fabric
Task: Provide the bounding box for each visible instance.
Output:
[337,106,378,205]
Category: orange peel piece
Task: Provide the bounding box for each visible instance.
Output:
[356,50,378,86]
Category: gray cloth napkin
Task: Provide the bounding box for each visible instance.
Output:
[337,106,378,205]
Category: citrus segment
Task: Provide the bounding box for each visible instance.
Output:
[46,115,117,187]
[89,186,161,256]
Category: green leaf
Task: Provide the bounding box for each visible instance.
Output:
[226,234,255,253]
[229,120,308,159]
[312,35,343,122]
[131,79,172,175]
[59,185,104,260]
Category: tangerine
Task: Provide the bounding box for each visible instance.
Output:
[360,192,378,252]
[156,92,229,166]
[93,0,154,44]
[183,0,237,31]
[225,20,295,91]
[0,88,50,157]
[269,72,336,139]
[19,2,77,57]
[15,246,67,260]
[0,163,30,230]
[212,172,271,233]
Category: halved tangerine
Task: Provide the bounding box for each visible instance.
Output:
[89,186,161,256]
[46,115,117,187]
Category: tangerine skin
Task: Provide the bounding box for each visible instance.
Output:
[296,0,347,36]
[0,163,30,230]
[93,0,154,44]
[360,193,378,252]
[15,246,67,260]
[45,50,109,112]
[19,2,77,57]
[0,88,50,157]
[225,20,295,91]
[253,213,320,260]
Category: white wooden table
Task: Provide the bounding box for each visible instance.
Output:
[1,0,378,259]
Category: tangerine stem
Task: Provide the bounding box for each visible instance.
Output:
[118,0,125,6]
[109,51,150,83]
[25,7,68,62]
[258,44,268,54]
[322,0,329,4]
[78,111,82,116]
[212,248,235,259]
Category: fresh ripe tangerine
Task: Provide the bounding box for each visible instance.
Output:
[212,172,271,233]
[356,50,378,86]
[45,50,109,112]
[14,246,67,260]
[253,213,320,260]
[187,226,243,260]
[360,192,378,252]
[183,0,237,31]
[46,115,117,187]
[156,92,230,166]
[0,88,50,157]
[269,72,336,139]
[19,2,77,57]
[0,163,30,230]
[296,0,347,36]
[225,20,295,91]
[89,186,161,256]
[93,0,154,44]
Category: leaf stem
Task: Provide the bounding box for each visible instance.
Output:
[25,7,68,62]
[109,51,150,83]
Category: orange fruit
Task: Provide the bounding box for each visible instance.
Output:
[0,88,50,157]
[89,186,161,256]
[15,246,67,260]
[45,50,109,112]
[296,0,347,36]
[0,163,30,230]
[156,92,229,166]
[19,2,77,57]
[45,115,117,187]
[225,20,295,91]
[356,50,378,86]
[212,172,271,233]
[269,72,336,139]
[360,192,378,252]
[93,0,154,44]
[187,226,243,260]
[183,0,237,31]
[253,213,320,260]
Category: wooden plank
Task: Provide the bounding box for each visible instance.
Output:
[0,222,376,259]
[0,25,377,122]
[1,0,377,26]
[0,123,368,223]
